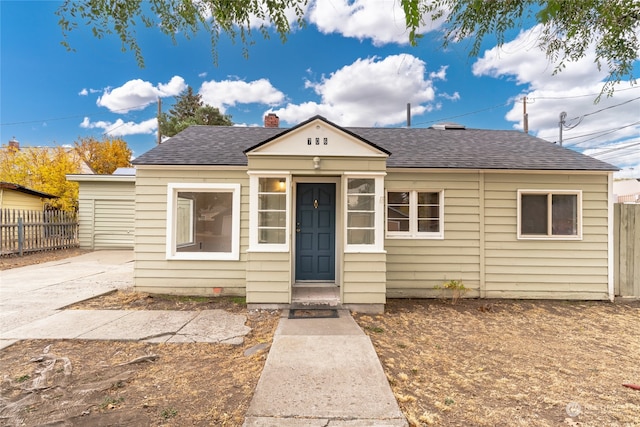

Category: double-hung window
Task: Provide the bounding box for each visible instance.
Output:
[166,183,240,260]
[386,190,444,239]
[518,190,581,239]
[345,174,385,252]
[249,174,290,251]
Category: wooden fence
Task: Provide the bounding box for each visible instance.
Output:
[614,203,640,297]
[0,209,79,256]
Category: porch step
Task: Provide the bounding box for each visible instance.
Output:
[291,285,340,309]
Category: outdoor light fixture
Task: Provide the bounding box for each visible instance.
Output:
[313,156,321,169]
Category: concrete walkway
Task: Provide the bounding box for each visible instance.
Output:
[244,310,407,426]
[0,250,252,348]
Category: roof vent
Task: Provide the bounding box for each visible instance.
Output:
[431,122,466,130]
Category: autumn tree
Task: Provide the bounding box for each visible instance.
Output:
[0,145,80,210]
[74,136,132,174]
[158,86,233,138]
[57,0,638,99]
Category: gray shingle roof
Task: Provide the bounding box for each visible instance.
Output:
[133,122,617,171]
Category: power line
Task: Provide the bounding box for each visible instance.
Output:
[411,101,511,126]
[566,96,640,123]
[527,85,640,101]
[589,141,640,158]
[563,121,640,147]
[0,102,156,126]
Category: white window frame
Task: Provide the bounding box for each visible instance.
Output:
[517,189,582,240]
[248,172,291,252]
[344,173,386,253]
[166,183,241,260]
[176,197,195,248]
[386,190,444,239]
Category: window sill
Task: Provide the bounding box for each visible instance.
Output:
[517,235,582,241]
[386,234,444,240]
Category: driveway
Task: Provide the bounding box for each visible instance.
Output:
[0,250,134,347]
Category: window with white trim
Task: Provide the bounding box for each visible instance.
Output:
[518,190,582,239]
[249,174,290,251]
[345,174,384,252]
[166,183,240,260]
[386,190,444,239]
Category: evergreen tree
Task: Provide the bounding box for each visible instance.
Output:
[159,87,233,138]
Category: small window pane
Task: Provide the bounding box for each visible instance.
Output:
[552,194,577,235]
[259,229,285,244]
[521,194,548,235]
[348,229,374,244]
[388,191,410,204]
[259,211,286,227]
[348,212,374,227]
[418,192,439,204]
[348,194,374,210]
[259,194,286,210]
[348,178,374,194]
[259,178,286,193]
[418,219,440,232]
[388,218,409,231]
[418,205,439,218]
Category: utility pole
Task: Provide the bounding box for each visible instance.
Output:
[157,97,162,145]
[558,111,567,146]
[522,96,529,134]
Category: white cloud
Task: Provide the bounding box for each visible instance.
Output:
[96,76,187,113]
[308,0,445,46]
[80,116,157,137]
[199,79,285,113]
[472,25,640,178]
[78,88,88,96]
[270,54,439,127]
[198,72,208,78]
[473,25,609,91]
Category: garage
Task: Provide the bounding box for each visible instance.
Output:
[67,169,135,249]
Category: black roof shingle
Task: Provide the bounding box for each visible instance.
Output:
[133,121,617,171]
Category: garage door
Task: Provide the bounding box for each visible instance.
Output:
[93,199,134,249]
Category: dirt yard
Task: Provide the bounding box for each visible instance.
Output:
[1,250,639,426]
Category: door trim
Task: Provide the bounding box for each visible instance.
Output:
[292,176,341,288]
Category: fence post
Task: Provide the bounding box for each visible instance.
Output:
[18,216,24,256]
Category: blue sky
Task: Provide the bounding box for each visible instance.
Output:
[1,1,639,177]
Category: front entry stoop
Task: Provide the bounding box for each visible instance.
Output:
[291,285,341,309]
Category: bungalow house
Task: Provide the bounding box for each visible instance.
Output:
[131,115,617,312]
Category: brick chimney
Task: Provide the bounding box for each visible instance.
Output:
[8,137,19,150]
[264,113,280,128]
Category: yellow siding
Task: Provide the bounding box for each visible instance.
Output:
[0,190,44,211]
[385,172,481,297]
[134,168,249,295]
[343,252,386,304]
[246,252,291,303]
[483,172,610,299]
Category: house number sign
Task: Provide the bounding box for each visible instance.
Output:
[307,137,329,145]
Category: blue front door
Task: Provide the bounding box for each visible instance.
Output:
[295,183,336,281]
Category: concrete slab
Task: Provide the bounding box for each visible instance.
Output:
[78,310,198,341]
[0,309,58,334]
[277,309,363,336]
[246,334,404,420]
[1,310,129,340]
[244,417,408,426]
[166,310,251,344]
